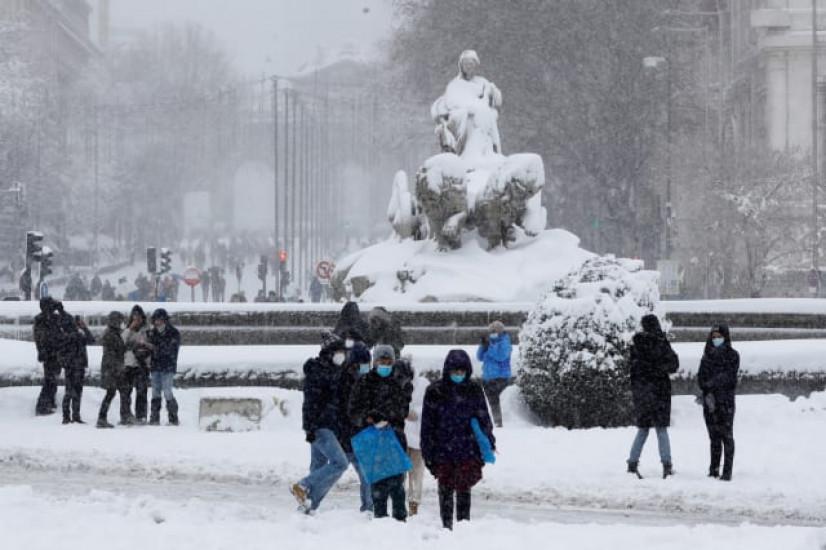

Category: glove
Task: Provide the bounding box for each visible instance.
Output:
[375,420,389,429]
[305,431,315,443]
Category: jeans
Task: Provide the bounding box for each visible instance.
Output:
[301,428,348,510]
[628,427,672,464]
[150,371,175,401]
[371,474,406,521]
[346,452,373,512]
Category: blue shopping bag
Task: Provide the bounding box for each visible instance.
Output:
[471,418,496,464]
[351,426,413,484]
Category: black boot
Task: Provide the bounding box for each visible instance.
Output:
[708,467,720,478]
[627,460,643,479]
[149,398,162,425]
[167,398,179,426]
[662,462,674,479]
[97,417,114,429]
[456,491,471,522]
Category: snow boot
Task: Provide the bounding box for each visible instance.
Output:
[97,418,114,429]
[708,467,720,478]
[408,501,419,516]
[290,483,309,511]
[627,460,643,479]
[167,398,179,426]
[149,398,162,425]
[662,462,674,479]
[62,417,71,425]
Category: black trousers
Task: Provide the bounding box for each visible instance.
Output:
[704,404,735,476]
[62,368,85,420]
[98,385,132,422]
[35,361,61,414]
[125,366,149,420]
[438,484,471,529]
[371,474,406,521]
[482,378,509,427]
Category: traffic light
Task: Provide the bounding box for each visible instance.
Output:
[278,249,287,268]
[160,248,172,274]
[40,247,54,278]
[147,247,157,274]
[257,254,268,281]
[26,231,44,266]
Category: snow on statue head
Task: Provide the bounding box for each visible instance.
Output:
[388,50,547,250]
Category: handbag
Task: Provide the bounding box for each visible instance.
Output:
[351,426,413,484]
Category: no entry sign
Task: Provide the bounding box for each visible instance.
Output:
[183,266,202,287]
[316,261,334,280]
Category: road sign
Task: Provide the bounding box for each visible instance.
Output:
[183,266,201,287]
[316,260,334,280]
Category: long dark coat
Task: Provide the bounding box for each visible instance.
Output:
[100,325,126,390]
[697,324,739,422]
[629,315,679,428]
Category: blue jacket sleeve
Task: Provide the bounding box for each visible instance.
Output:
[486,334,512,363]
[476,344,487,363]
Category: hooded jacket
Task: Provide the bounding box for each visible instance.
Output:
[148,316,180,373]
[100,313,126,389]
[333,301,369,343]
[349,361,412,449]
[58,310,95,371]
[697,324,739,408]
[420,349,495,466]
[33,298,62,364]
[476,331,512,381]
[629,314,679,428]
[302,342,345,435]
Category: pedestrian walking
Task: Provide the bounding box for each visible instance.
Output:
[626,314,679,479]
[338,342,373,513]
[290,332,349,513]
[97,311,134,428]
[123,305,153,424]
[349,344,412,521]
[333,301,369,348]
[421,349,495,529]
[33,297,62,415]
[405,363,430,516]
[698,324,739,481]
[475,320,512,428]
[147,308,181,426]
[59,308,95,424]
[366,306,405,357]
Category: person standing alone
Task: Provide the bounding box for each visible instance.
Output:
[476,320,512,428]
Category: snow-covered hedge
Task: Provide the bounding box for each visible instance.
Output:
[518,256,661,428]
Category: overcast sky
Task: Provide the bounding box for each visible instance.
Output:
[105,0,396,76]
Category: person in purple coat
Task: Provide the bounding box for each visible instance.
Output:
[421,349,495,530]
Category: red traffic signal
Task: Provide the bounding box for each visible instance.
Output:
[278,250,287,263]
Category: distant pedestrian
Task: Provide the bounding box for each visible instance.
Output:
[405,363,430,516]
[349,345,412,521]
[475,320,512,427]
[698,324,739,481]
[309,276,323,303]
[123,305,152,424]
[97,311,133,428]
[334,301,369,348]
[337,342,373,513]
[421,349,495,530]
[366,306,404,357]
[290,332,349,513]
[147,308,181,426]
[201,269,211,302]
[90,274,103,298]
[59,308,95,424]
[626,314,679,479]
[33,297,62,415]
[101,280,116,301]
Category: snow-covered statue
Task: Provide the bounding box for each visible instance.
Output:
[387,170,425,240]
[431,49,503,158]
[390,50,546,250]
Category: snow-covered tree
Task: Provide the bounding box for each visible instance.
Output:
[518,255,661,428]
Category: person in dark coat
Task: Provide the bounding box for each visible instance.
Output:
[33,297,63,415]
[58,306,95,424]
[123,305,153,423]
[421,349,495,530]
[697,324,739,481]
[147,308,181,426]
[337,342,373,512]
[333,301,369,347]
[291,331,349,513]
[626,314,679,478]
[97,311,133,428]
[366,306,405,357]
[349,344,412,521]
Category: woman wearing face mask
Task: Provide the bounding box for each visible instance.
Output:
[337,342,373,513]
[349,345,412,521]
[476,320,512,428]
[697,324,740,481]
[421,349,495,530]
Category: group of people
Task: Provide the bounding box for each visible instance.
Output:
[627,314,740,481]
[291,302,511,530]
[33,297,181,427]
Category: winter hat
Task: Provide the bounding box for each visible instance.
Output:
[350,342,371,364]
[320,330,346,353]
[641,314,662,334]
[373,344,395,363]
[488,320,505,333]
[151,308,169,321]
[444,349,472,373]
[39,297,54,313]
[107,311,125,327]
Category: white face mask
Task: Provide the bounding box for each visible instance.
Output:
[332,352,346,366]
[345,338,355,349]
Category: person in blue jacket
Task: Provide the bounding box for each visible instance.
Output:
[475,320,511,427]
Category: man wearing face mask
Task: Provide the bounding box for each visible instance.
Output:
[349,345,411,521]
[336,342,373,513]
[476,320,512,428]
[291,331,350,514]
[697,324,740,481]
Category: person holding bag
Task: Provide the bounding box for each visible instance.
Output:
[421,349,495,530]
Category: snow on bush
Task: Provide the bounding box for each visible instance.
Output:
[518,255,661,428]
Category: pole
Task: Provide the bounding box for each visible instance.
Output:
[281,87,290,300]
[272,77,279,297]
[665,37,673,260]
[814,0,821,284]
[93,104,100,267]
[291,98,298,290]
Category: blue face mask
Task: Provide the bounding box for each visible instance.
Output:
[712,337,725,348]
[489,333,498,340]
[359,364,370,375]
[450,373,465,384]
[376,365,393,378]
